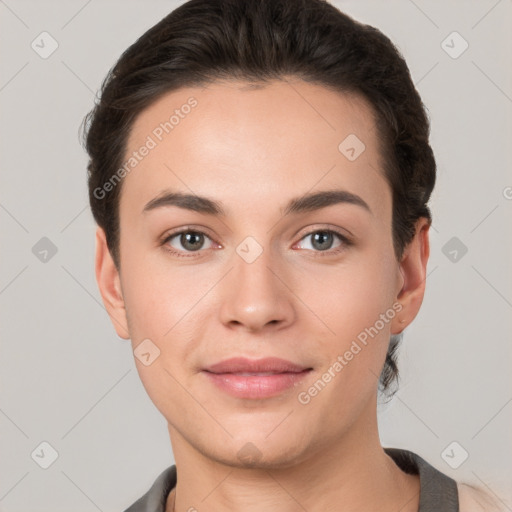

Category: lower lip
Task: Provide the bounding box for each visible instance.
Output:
[203,370,312,399]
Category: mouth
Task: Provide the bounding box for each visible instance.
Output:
[202,357,313,399]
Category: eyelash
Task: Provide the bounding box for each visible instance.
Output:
[160,227,353,259]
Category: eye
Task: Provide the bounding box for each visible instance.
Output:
[294,229,351,254]
[162,229,217,256]
[161,227,352,259]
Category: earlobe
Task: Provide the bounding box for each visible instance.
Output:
[391,218,431,335]
[95,227,130,339]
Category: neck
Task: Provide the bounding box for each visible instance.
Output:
[166,401,420,512]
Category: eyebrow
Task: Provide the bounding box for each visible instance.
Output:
[142,189,372,217]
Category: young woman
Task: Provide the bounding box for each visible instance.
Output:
[84,1,502,510]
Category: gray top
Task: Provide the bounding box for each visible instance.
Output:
[124,447,459,512]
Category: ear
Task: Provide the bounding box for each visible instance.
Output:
[95,226,130,339]
[391,217,431,335]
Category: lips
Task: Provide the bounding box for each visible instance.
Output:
[202,357,312,399]
[204,357,309,374]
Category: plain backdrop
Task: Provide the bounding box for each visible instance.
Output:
[1,1,511,511]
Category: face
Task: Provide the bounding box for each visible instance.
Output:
[96,79,428,468]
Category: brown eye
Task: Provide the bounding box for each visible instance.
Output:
[164,230,215,254]
[296,229,349,253]
[310,231,335,251]
[178,231,205,251]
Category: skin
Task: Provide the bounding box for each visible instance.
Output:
[96,78,430,512]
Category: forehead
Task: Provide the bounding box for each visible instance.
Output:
[120,79,389,218]
[127,78,378,152]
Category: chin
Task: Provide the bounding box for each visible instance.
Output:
[215,445,306,471]
[196,430,313,471]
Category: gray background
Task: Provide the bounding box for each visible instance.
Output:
[1,0,511,510]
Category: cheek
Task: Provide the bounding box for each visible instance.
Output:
[120,267,199,412]
[123,270,195,341]
[312,254,398,341]
[120,250,219,370]
[300,269,397,415]
[307,251,399,399]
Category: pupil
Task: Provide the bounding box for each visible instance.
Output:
[182,232,203,251]
[313,231,333,250]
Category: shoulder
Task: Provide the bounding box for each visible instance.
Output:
[457,482,507,512]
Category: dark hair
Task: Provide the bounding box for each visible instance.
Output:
[82,0,436,397]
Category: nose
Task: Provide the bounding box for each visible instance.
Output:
[218,241,296,333]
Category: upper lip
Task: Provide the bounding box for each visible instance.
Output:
[203,357,310,374]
